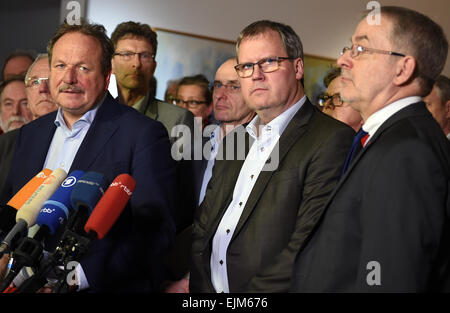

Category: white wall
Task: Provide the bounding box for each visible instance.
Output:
[86,0,450,82]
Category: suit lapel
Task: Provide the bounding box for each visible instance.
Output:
[69,93,121,172]
[231,100,315,241]
[202,126,251,248]
[143,97,158,120]
[27,112,58,174]
[324,101,428,206]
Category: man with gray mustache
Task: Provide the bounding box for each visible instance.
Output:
[0,75,31,133]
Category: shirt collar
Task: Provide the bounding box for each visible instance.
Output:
[54,92,106,134]
[132,91,150,112]
[362,96,421,139]
[246,95,306,139]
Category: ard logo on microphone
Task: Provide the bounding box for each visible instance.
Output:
[62,176,77,188]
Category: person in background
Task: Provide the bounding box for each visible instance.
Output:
[319,66,363,131]
[423,75,450,139]
[2,51,35,81]
[0,54,57,196]
[175,74,214,131]
[164,58,255,293]
[0,75,32,133]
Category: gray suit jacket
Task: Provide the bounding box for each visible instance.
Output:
[190,99,355,292]
[0,129,19,196]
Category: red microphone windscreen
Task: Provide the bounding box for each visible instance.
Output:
[7,169,53,210]
[84,174,136,239]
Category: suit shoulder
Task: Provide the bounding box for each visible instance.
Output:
[308,109,356,142]
[156,100,195,120]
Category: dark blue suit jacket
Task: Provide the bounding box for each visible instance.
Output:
[1,92,177,292]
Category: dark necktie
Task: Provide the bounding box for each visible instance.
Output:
[340,129,368,177]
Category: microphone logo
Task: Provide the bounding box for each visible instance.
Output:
[36,171,49,179]
[110,181,133,196]
[61,176,77,188]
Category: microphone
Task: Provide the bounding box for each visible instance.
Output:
[0,169,67,256]
[52,174,135,293]
[84,174,136,239]
[0,171,87,292]
[66,171,108,235]
[34,170,86,241]
[0,169,53,235]
[14,171,108,293]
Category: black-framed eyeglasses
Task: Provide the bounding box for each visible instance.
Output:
[234,56,297,78]
[211,81,241,93]
[340,44,405,59]
[25,77,49,88]
[318,93,344,108]
[174,99,208,109]
[113,51,155,63]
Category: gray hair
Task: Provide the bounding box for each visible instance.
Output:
[236,20,303,62]
[24,53,49,83]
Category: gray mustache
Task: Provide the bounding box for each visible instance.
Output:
[59,84,84,93]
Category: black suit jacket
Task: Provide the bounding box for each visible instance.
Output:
[190,99,355,292]
[1,93,177,292]
[291,101,450,292]
[0,129,19,196]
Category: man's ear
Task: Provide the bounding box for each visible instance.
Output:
[104,71,111,91]
[445,99,450,119]
[207,102,214,116]
[393,56,416,86]
[111,58,116,75]
[294,57,304,80]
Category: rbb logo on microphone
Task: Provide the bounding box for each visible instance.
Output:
[61,176,77,188]
[110,181,133,196]
[40,208,56,214]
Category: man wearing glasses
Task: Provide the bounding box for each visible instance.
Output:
[110,21,196,145]
[0,54,57,274]
[319,67,363,132]
[190,20,354,293]
[292,6,450,292]
[111,21,202,238]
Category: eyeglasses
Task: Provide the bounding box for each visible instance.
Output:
[25,77,49,88]
[113,51,155,63]
[340,44,405,59]
[234,56,296,78]
[318,93,344,109]
[174,99,208,109]
[211,81,241,93]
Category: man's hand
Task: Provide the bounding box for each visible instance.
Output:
[0,254,10,281]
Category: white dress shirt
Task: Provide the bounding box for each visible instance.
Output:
[362,96,421,146]
[42,93,105,291]
[210,96,306,293]
[198,125,221,206]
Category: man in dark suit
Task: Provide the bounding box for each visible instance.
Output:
[110,21,201,235]
[0,54,57,196]
[189,20,354,293]
[0,20,177,292]
[291,6,450,292]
